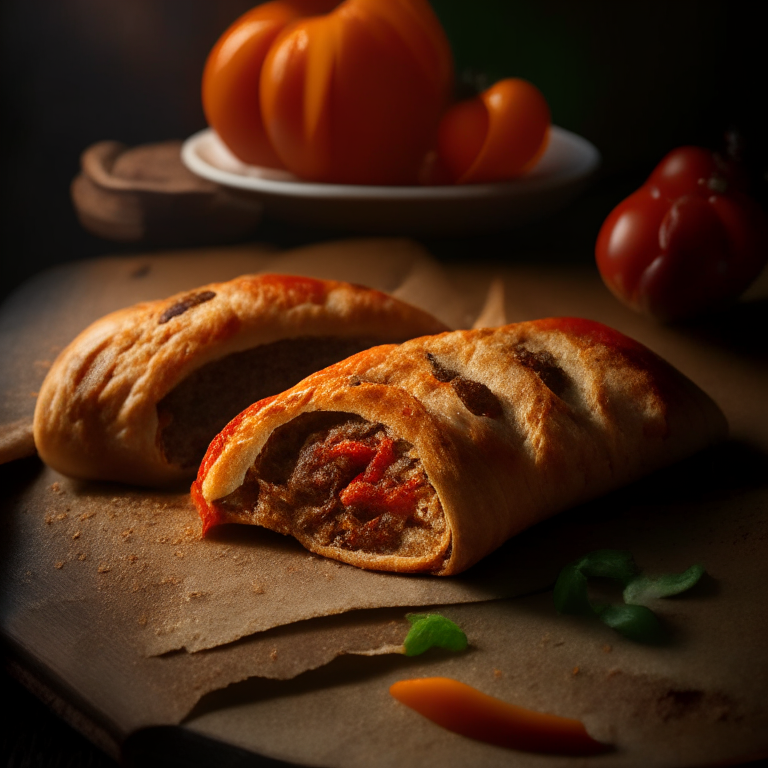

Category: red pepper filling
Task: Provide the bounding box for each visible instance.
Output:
[217,412,444,557]
[331,437,421,515]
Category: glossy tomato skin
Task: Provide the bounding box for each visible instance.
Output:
[203,0,453,185]
[259,0,454,184]
[202,2,300,168]
[596,146,768,321]
[435,78,551,185]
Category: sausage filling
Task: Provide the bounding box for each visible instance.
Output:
[217,412,445,558]
[157,336,387,470]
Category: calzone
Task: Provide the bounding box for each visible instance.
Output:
[192,318,727,575]
[33,274,448,487]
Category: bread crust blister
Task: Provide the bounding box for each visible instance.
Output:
[33,274,449,487]
[194,318,727,575]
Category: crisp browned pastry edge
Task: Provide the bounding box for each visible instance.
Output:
[32,274,448,488]
[193,317,727,575]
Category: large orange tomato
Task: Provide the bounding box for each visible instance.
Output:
[203,0,454,185]
[202,2,331,169]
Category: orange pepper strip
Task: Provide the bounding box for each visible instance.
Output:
[390,677,610,756]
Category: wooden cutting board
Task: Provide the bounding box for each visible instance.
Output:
[1,239,766,768]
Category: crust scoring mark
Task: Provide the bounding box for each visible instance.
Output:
[426,352,502,419]
[158,291,216,324]
[512,343,569,397]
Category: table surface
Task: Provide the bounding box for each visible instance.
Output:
[2,201,767,767]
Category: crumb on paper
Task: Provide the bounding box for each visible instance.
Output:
[29,391,39,398]
[186,591,206,601]
[270,649,278,661]
[654,689,732,723]
[72,531,81,540]
[121,529,133,539]
[79,511,96,521]
[252,582,265,594]
[161,576,181,586]
[50,482,64,495]
[127,554,138,563]
[56,513,68,521]
[572,666,580,676]
[44,515,54,525]
[55,561,65,569]
[132,264,151,278]
[493,669,503,679]
[138,615,148,626]
[175,551,184,558]
[98,563,111,574]
[78,553,87,561]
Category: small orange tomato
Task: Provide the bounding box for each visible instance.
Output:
[436,78,551,184]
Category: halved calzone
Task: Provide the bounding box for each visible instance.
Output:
[192,318,727,575]
[33,274,448,487]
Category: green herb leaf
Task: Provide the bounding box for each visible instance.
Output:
[593,603,665,644]
[575,549,639,587]
[553,564,592,616]
[554,550,706,644]
[403,613,468,657]
[623,564,706,605]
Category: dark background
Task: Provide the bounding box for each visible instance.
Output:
[2,0,766,302]
[1,1,766,765]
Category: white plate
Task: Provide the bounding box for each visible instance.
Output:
[181,126,600,235]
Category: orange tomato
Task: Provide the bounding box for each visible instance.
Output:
[436,78,551,184]
[202,2,314,168]
[203,0,454,185]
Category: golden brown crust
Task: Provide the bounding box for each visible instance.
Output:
[194,318,727,575]
[32,274,448,487]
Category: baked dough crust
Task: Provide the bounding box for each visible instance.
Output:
[33,274,448,487]
[193,318,727,575]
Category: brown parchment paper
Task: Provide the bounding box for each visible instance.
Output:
[185,562,768,768]
[6,466,558,658]
[2,245,766,767]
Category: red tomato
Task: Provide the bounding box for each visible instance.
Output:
[434,78,550,184]
[596,146,768,321]
[203,0,454,185]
